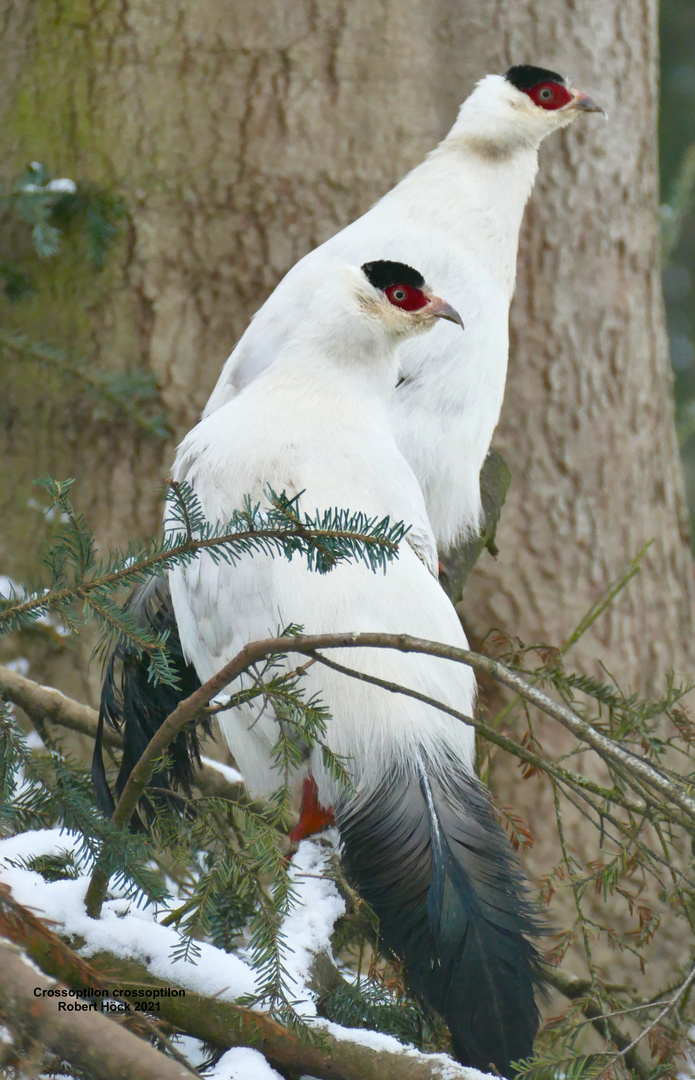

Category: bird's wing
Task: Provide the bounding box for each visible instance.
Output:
[406,526,439,578]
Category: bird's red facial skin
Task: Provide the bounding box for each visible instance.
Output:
[385,283,428,311]
[526,81,572,111]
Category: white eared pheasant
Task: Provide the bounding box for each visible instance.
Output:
[167,260,544,1074]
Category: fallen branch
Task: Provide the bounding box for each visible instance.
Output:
[0,935,197,1080]
[2,891,480,1080]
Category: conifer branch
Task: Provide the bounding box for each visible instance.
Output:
[0,662,245,802]
[84,629,695,919]
[0,484,409,647]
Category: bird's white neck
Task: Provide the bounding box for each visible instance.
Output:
[390,110,541,295]
[274,310,400,403]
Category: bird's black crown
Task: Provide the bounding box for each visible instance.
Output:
[505,65,566,91]
[361,260,425,292]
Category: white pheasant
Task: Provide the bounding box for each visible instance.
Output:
[168,260,543,1074]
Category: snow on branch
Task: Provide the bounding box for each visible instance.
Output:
[0,830,482,1080]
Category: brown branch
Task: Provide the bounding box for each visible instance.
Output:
[22,936,474,1080]
[0,935,197,1080]
[84,630,695,917]
[0,662,244,803]
[0,883,195,1067]
[0,663,121,748]
[1,883,474,1080]
[546,969,650,1080]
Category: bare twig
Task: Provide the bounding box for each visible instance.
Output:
[599,960,695,1076]
[83,630,695,917]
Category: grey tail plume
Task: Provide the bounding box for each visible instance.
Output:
[337,749,545,1075]
[92,576,204,829]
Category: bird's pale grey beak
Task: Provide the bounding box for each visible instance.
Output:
[425,294,464,330]
[570,89,606,116]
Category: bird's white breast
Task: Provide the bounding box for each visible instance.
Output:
[170,366,476,805]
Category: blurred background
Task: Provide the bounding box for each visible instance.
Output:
[662,0,695,525]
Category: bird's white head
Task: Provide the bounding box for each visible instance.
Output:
[452,64,605,156]
[357,260,464,339]
[289,260,464,377]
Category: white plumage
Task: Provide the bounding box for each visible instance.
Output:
[169,265,475,804]
[203,68,602,550]
[97,67,604,1068]
[167,262,545,1073]
[96,68,604,802]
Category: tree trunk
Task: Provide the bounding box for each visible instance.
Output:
[1,0,692,1002]
[465,0,695,689]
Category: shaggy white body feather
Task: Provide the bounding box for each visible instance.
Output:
[203,74,578,550]
[169,272,476,805]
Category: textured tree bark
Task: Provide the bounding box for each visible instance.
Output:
[0,0,692,1007]
[464,0,695,689]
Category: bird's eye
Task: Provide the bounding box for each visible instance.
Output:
[384,283,428,310]
[527,81,572,111]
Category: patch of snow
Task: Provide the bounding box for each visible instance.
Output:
[5,658,30,676]
[18,948,54,980]
[0,829,256,1003]
[316,1019,493,1079]
[174,1034,210,1068]
[23,730,45,750]
[200,756,244,785]
[46,178,77,194]
[39,683,75,700]
[207,1047,283,1079]
[277,830,345,1017]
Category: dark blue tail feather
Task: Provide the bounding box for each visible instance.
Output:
[338,750,544,1075]
[92,576,204,828]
